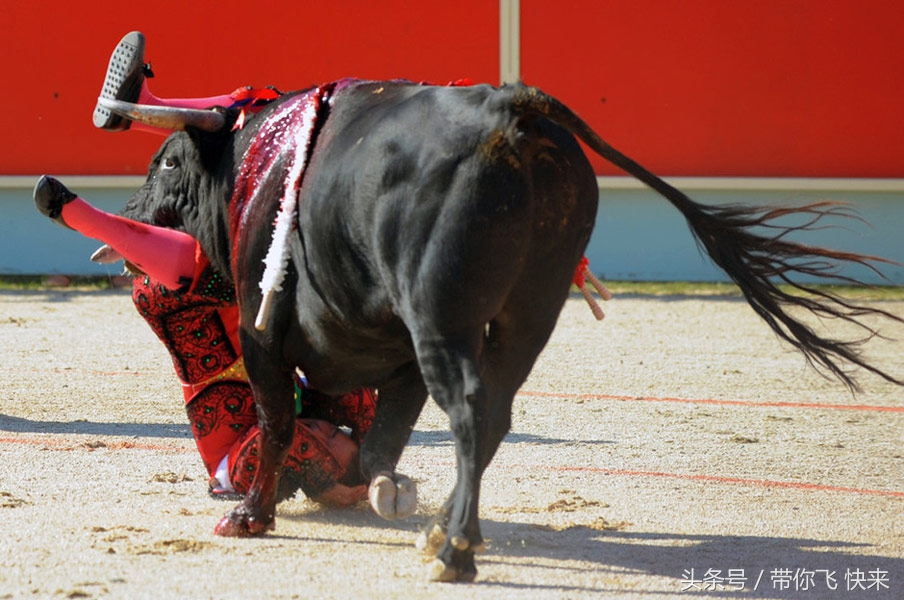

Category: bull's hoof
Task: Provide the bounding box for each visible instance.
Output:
[368,472,417,520]
[427,557,477,583]
[213,508,275,537]
[416,523,446,555]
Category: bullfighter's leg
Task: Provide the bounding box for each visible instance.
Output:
[93,31,274,135]
[214,333,296,537]
[32,176,198,290]
[361,363,428,520]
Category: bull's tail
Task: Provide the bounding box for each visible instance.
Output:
[508,83,903,390]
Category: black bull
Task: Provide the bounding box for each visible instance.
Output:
[41,80,902,581]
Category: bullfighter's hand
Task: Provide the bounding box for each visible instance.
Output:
[33,175,77,229]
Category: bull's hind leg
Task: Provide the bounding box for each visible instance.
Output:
[214,334,295,537]
[416,373,515,559]
[417,273,581,580]
[413,336,492,582]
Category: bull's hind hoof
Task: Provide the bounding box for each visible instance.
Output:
[368,472,417,520]
[427,557,477,583]
[416,523,446,555]
[213,509,275,537]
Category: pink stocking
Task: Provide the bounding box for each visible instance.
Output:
[61,198,199,288]
[131,81,279,136]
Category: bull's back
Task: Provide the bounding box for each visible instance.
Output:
[293,81,597,384]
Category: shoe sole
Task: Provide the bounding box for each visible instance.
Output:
[92,31,145,131]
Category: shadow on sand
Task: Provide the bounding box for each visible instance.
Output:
[0,413,191,438]
[275,505,900,598]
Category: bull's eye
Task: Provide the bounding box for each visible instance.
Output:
[161,157,178,171]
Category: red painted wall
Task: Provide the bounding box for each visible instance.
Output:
[3,1,903,177]
[522,0,904,177]
[2,1,497,175]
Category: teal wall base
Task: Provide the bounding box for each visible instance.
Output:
[2,177,902,284]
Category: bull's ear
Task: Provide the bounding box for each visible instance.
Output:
[185,108,239,173]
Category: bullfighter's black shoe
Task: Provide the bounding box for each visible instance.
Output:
[92,31,152,131]
[33,175,76,229]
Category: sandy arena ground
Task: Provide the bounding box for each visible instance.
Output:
[0,289,902,599]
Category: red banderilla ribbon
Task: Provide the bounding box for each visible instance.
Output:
[572,256,612,320]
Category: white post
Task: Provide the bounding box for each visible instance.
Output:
[500,0,521,84]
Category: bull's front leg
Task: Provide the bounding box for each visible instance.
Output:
[215,332,295,537]
[362,364,428,520]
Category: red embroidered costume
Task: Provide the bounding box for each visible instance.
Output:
[32,186,376,504]
[130,250,376,501]
[55,31,375,504]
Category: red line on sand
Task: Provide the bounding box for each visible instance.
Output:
[514,391,904,497]
[3,436,901,499]
[529,464,904,499]
[518,390,904,413]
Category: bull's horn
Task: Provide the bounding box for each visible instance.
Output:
[90,244,122,264]
[97,97,227,133]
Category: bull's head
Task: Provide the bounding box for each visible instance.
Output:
[95,100,239,281]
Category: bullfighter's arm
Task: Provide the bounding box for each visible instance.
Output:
[33,175,198,289]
